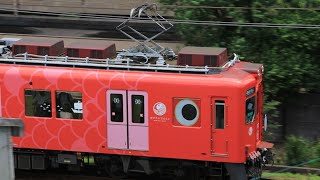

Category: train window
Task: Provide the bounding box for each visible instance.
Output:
[174,98,200,127]
[56,91,83,120]
[246,96,256,124]
[67,49,79,57]
[14,45,26,54]
[38,47,49,56]
[25,89,52,117]
[110,94,124,122]
[131,95,145,123]
[204,56,218,66]
[91,50,103,59]
[215,100,225,129]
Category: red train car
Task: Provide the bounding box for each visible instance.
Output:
[177,46,228,67]
[65,41,116,59]
[0,53,273,179]
[12,38,64,56]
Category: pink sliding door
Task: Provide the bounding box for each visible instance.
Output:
[128,91,148,151]
[107,90,127,149]
[107,90,148,151]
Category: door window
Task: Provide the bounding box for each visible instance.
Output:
[215,100,225,129]
[110,94,124,122]
[131,95,145,123]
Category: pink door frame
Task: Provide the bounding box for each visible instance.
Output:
[106,90,149,151]
[106,90,127,149]
[128,91,149,151]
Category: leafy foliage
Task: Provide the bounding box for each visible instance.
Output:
[160,0,320,117]
[263,172,320,180]
[284,136,320,167]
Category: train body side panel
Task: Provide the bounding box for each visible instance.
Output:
[0,64,256,163]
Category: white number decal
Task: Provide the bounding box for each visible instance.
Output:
[113,98,120,104]
[135,99,142,105]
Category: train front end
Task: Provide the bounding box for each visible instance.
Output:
[230,62,274,178]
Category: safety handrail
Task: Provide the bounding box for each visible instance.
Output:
[0,53,232,74]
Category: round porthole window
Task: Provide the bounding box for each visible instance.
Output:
[175,99,199,126]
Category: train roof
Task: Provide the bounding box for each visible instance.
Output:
[0,52,263,81]
[0,60,261,87]
[65,41,115,50]
[12,38,63,46]
[178,46,227,55]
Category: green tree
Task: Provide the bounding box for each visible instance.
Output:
[160,0,320,115]
[285,136,319,166]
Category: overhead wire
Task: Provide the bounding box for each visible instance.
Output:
[1,1,320,11]
[0,2,132,10]
[160,4,320,11]
[0,7,319,29]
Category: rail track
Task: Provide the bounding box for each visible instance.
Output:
[264,164,320,174]
[16,171,114,180]
[14,164,320,180]
[15,170,271,180]
[15,170,161,180]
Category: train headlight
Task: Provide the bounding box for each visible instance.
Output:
[174,99,200,127]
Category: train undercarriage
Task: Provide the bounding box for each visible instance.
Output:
[13,148,273,180]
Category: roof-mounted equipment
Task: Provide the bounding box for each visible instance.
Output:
[116,3,175,65]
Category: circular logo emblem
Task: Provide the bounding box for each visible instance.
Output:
[153,102,166,116]
[248,127,253,136]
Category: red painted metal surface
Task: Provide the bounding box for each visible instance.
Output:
[177,46,228,67]
[12,38,64,56]
[0,60,265,164]
[64,42,116,59]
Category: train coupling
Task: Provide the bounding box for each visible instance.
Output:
[247,148,274,168]
[260,148,274,166]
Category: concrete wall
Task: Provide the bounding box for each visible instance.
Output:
[0,128,15,180]
[284,93,320,140]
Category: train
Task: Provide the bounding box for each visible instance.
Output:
[0,35,274,180]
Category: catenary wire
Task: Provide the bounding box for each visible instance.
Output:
[161,4,320,11]
[1,1,320,11]
[0,7,319,29]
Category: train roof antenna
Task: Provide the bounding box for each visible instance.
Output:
[116,3,174,65]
